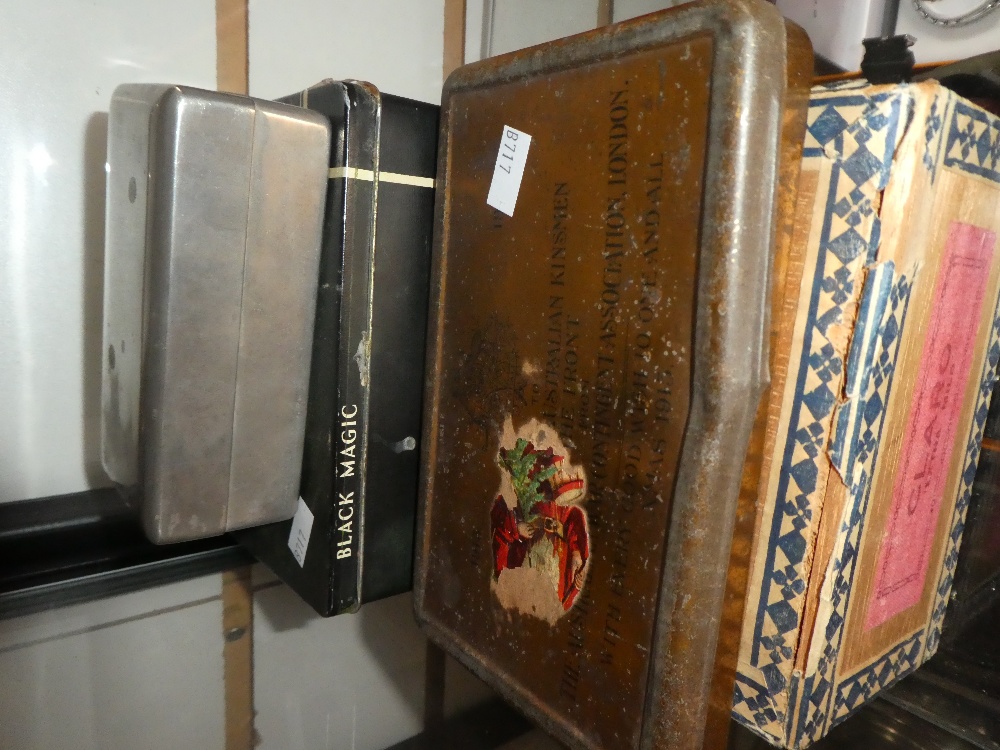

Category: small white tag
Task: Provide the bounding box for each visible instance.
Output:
[486,125,531,217]
[287,497,314,567]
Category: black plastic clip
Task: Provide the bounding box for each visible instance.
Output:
[861,35,917,84]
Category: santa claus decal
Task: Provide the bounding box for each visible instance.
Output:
[490,417,590,622]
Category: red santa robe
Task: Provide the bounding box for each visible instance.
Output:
[490,497,589,610]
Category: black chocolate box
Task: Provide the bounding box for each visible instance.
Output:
[235,80,438,615]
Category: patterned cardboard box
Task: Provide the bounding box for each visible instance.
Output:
[732,79,1000,748]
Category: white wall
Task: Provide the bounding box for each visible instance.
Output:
[254,587,426,750]
[486,0,599,57]
[0,0,217,503]
[466,0,679,64]
[0,575,226,750]
[612,0,685,22]
[248,0,444,103]
[896,1,1000,64]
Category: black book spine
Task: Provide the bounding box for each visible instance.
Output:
[234,83,437,617]
[298,84,350,615]
[329,83,380,613]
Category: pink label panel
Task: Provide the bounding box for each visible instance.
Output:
[865,222,996,631]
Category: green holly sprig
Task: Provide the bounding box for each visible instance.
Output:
[499,438,558,521]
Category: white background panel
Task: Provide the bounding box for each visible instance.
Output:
[0,597,225,750]
[0,574,221,651]
[896,2,1000,64]
[253,589,427,750]
[0,0,217,503]
[465,0,487,63]
[487,0,598,57]
[612,0,685,22]
[248,0,445,104]
[775,0,891,71]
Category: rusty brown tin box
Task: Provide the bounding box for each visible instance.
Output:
[415,2,812,749]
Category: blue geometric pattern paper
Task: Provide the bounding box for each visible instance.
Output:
[733,81,1000,748]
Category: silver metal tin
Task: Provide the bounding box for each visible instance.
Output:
[101,83,331,543]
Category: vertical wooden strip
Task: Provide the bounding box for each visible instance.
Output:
[424,641,448,730]
[222,567,255,750]
[217,0,249,94]
[597,0,614,27]
[217,0,251,741]
[444,0,467,80]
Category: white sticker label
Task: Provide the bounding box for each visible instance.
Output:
[287,497,314,567]
[486,125,532,217]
